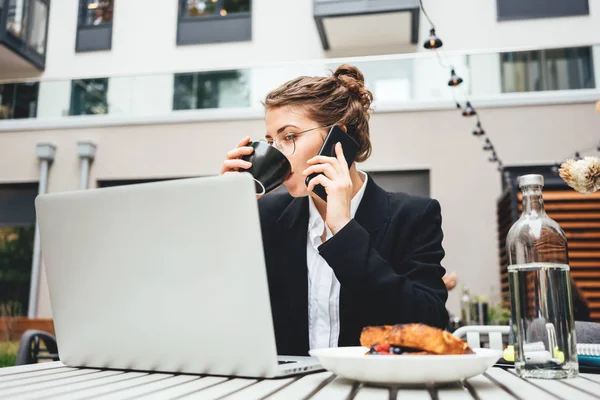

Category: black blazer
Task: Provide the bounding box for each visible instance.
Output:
[258,176,448,356]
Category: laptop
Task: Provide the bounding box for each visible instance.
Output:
[35,173,322,378]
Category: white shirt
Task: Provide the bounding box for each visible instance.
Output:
[307,172,368,350]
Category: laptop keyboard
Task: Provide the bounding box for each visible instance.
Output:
[278,360,297,365]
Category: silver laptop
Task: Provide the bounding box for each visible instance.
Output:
[35,173,322,378]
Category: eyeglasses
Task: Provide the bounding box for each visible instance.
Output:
[264,124,334,156]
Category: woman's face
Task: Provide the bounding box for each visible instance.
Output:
[265,106,328,197]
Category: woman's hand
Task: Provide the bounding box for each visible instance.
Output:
[220,136,254,175]
[221,137,263,199]
[442,272,457,291]
[303,142,353,235]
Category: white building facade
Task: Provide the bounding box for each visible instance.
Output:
[0,0,599,319]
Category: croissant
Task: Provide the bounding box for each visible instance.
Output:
[360,324,474,355]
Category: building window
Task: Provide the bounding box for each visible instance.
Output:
[79,0,113,25]
[173,70,249,110]
[0,183,38,315]
[184,0,250,17]
[76,0,114,52]
[27,0,49,55]
[0,82,39,120]
[6,0,29,39]
[177,0,252,45]
[3,0,49,65]
[70,78,109,116]
[501,47,595,93]
[497,0,589,21]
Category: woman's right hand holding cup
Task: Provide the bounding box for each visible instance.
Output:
[220,136,254,175]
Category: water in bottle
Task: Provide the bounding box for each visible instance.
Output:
[506,174,578,379]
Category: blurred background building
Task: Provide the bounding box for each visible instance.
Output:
[0,0,599,320]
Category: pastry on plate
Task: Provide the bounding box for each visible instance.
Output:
[361,323,474,355]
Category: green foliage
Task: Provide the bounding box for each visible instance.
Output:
[1,300,24,342]
[0,342,17,368]
[488,296,511,325]
[0,226,34,310]
[0,226,34,281]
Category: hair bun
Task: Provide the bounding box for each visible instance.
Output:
[333,64,373,110]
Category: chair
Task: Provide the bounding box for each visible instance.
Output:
[15,330,60,365]
[452,325,510,351]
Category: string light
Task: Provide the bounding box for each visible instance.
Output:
[483,139,494,151]
[472,122,485,136]
[420,0,502,170]
[423,28,443,49]
[462,102,476,117]
[448,69,463,87]
[220,9,227,16]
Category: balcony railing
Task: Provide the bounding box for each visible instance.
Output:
[0,44,598,124]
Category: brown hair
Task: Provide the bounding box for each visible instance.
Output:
[264,64,373,163]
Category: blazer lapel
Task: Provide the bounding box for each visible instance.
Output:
[354,176,391,233]
[339,176,391,347]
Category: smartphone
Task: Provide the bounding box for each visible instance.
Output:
[305,125,359,202]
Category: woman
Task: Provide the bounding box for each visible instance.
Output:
[221,65,448,356]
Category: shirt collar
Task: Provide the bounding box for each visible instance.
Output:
[307,171,369,234]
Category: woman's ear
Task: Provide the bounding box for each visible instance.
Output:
[340,125,347,133]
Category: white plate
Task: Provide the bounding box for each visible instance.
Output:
[309,347,502,385]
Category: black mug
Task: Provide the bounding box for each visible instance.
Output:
[241,141,291,195]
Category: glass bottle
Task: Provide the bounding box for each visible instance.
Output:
[460,287,473,326]
[506,174,578,379]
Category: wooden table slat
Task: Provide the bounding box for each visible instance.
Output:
[0,369,111,398]
[266,372,333,400]
[510,369,600,399]
[353,386,394,400]
[485,368,556,400]
[179,378,256,399]
[581,373,600,384]
[0,366,76,383]
[90,374,200,400]
[0,368,100,390]
[15,370,126,400]
[224,377,295,400]
[394,387,433,399]
[508,369,599,400]
[30,371,146,399]
[436,382,476,399]
[140,376,229,400]
[54,372,170,399]
[1,363,599,400]
[527,378,598,400]
[463,374,518,400]
[0,361,64,376]
[559,376,600,398]
[310,376,358,400]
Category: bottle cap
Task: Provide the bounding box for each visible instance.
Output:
[518,174,544,188]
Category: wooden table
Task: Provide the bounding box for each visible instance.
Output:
[1,361,600,399]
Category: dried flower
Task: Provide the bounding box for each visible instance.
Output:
[559,157,600,195]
